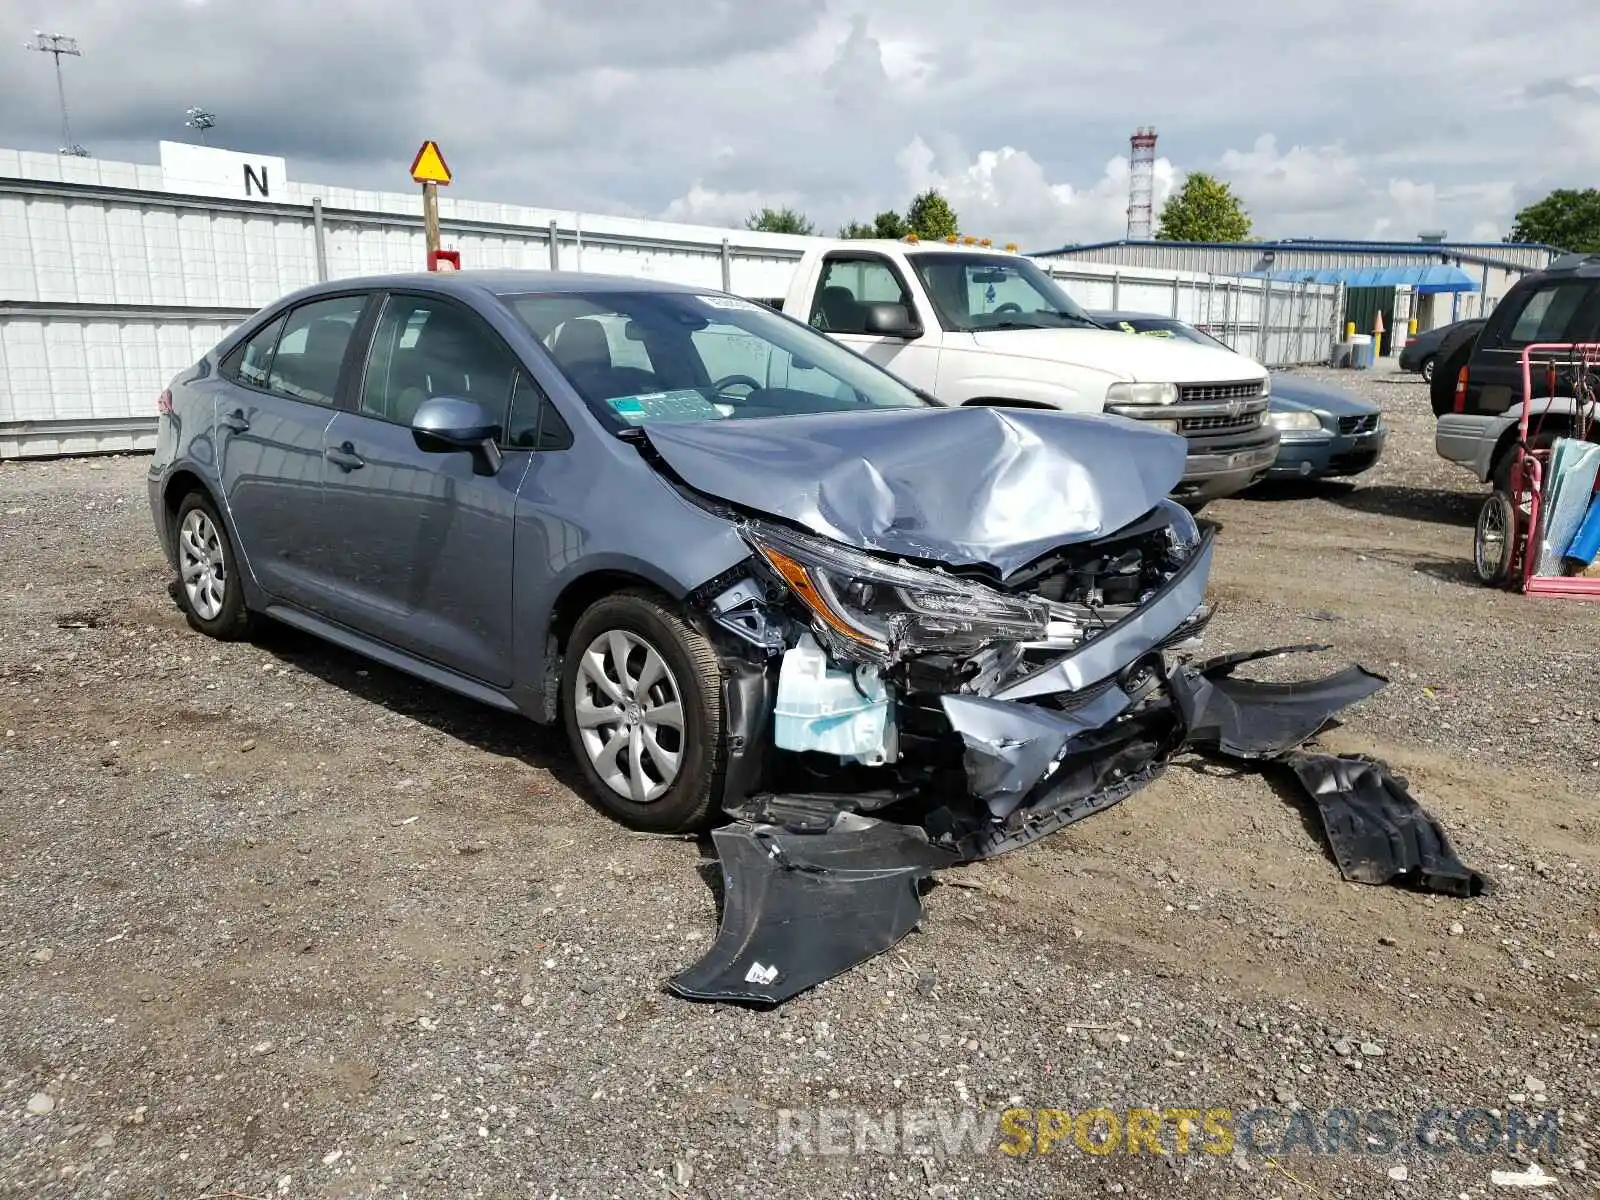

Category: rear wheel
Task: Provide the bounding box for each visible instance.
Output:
[560,590,725,833]
[1473,490,1516,586]
[1490,428,1562,496]
[172,491,254,640]
[1420,355,1436,384]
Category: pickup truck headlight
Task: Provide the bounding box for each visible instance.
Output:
[1105,382,1179,407]
[744,524,1055,654]
[1267,410,1324,432]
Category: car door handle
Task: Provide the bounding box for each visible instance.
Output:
[222,409,250,433]
[325,441,365,471]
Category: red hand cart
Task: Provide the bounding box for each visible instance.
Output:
[1472,342,1600,598]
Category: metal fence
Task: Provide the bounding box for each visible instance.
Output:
[1,148,1341,458]
[1037,262,1345,368]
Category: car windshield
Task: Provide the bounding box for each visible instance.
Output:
[1103,315,1233,352]
[502,289,931,428]
[905,253,1101,332]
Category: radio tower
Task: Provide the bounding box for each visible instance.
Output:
[1127,126,1158,240]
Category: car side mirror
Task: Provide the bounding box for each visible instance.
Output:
[411,396,504,476]
[860,302,921,339]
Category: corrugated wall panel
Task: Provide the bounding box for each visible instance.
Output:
[3,149,1343,456]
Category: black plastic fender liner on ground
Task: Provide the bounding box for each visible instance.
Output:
[665,810,960,1006]
[1171,649,1389,759]
[1283,752,1491,898]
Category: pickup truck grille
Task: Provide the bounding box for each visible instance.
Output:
[1338,413,1378,435]
[1179,412,1261,434]
[1178,381,1262,406]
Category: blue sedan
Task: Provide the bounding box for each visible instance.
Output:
[1092,311,1387,481]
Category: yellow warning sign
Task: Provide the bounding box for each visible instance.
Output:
[409,141,452,186]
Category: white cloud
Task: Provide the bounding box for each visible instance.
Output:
[661,184,788,229]
[5,0,1597,249]
[891,137,1175,247]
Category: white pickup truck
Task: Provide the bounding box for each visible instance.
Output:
[752,238,1279,504]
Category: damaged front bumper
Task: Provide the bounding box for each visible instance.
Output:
[665,496,1489,1007]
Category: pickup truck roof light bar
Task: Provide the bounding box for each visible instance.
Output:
[900,234,1021,252]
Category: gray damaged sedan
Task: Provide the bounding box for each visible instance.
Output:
[150,270,1468,1004]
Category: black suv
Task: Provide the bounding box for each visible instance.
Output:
[1433,253,1600,489]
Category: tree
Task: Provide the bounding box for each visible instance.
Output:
[1155,172,1252,242]
[872,209,910,239]
[905,189,959,240]
[746,206,815,235]
[1508,188,1600,252]
[839,210,912,239]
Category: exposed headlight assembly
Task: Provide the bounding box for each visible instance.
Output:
[742,523,1058,656]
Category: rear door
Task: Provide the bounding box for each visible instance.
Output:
[315,291,525,686]
[1469,278,1598,414]
[214,292,371,607]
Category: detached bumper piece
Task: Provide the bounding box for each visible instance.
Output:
[674,646,1486,1006]
[666,807,958,1006]
[1284,753,1490,898]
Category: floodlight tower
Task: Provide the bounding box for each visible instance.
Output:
[1127,126,1158,240]
[185,107,217,144]
[25,32,88,157]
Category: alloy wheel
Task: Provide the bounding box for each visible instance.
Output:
[573,629,686,804]
[178,508,227,621]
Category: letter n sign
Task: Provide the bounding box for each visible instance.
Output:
[243,164,270,198]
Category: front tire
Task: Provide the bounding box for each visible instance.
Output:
[560,590,725,833]
[172,491,253,640]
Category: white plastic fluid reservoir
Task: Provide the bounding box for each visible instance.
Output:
[773,633,892,760]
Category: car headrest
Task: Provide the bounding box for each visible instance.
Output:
[303,317,351,363]
[550,317,612,369]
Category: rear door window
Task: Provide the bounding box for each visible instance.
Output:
[220,314,287,389]
[267,295,368,405]
[1503,281,1592,347]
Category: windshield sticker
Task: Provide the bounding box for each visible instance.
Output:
[696,295,762,312]
[605,389,724,425]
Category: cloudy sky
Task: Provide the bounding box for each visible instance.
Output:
[5,0,1598,248]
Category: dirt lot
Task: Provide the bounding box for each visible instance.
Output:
[2,367,1598,1199]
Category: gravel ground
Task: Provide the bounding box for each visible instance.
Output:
[1,364,1598,1199]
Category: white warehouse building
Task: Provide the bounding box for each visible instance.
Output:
[1032,236,1561,354]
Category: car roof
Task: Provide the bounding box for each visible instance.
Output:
[1540,253,1600,277]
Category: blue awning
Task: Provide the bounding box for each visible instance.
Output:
[1243,264,1480,293]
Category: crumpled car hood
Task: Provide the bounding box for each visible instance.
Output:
[640,405,1188,576]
